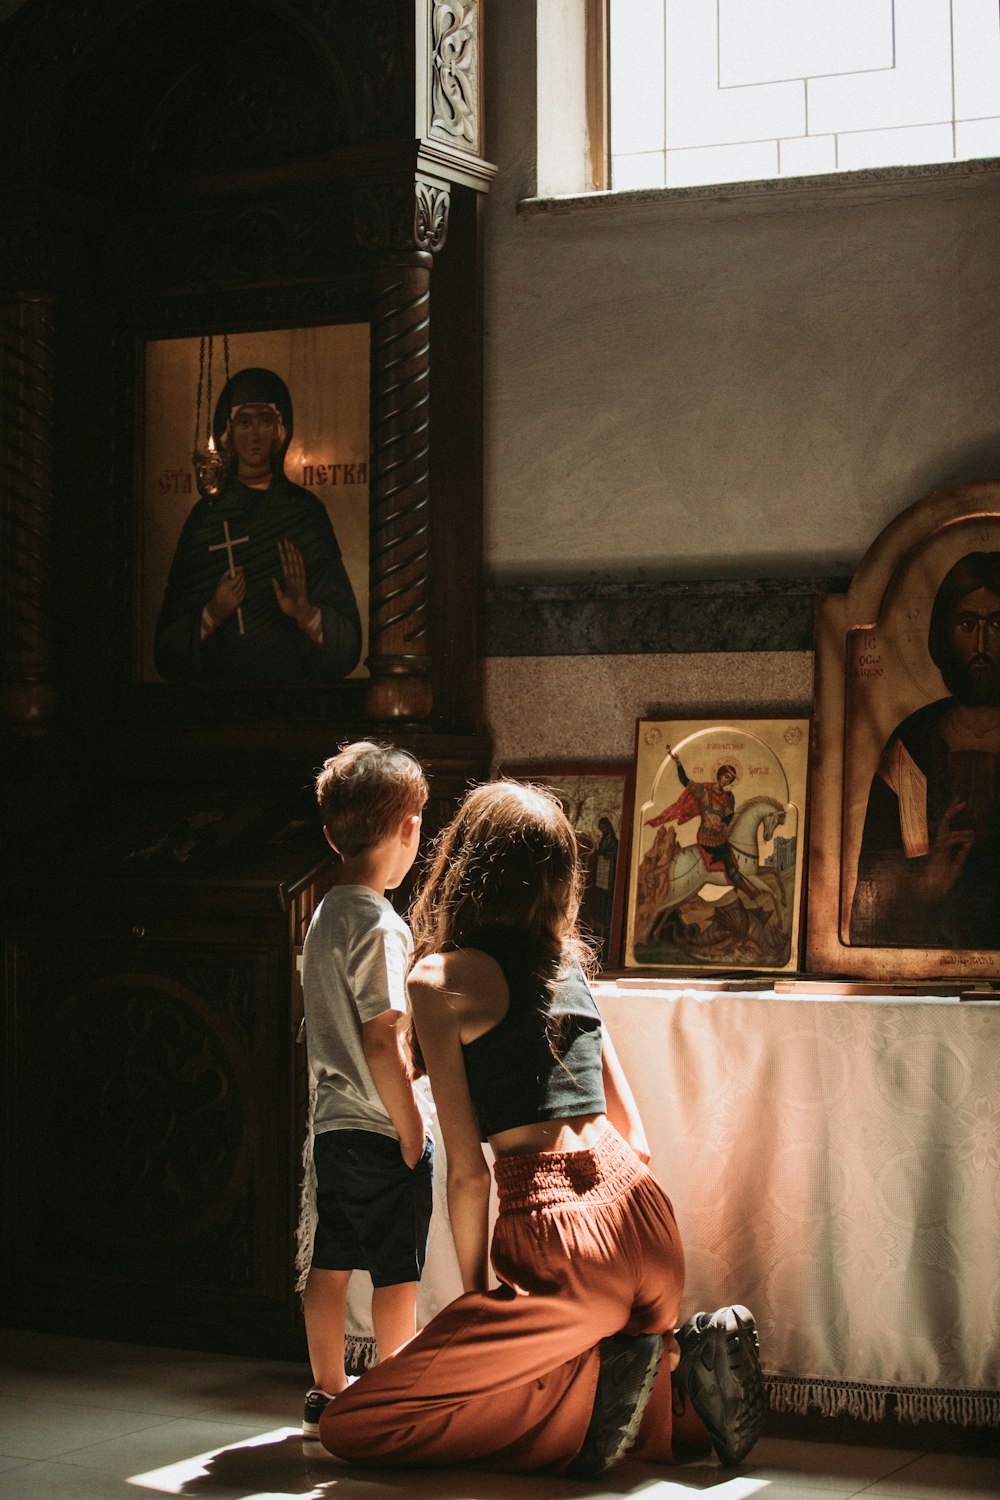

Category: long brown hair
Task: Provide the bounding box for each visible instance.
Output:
[406,781,594,1072]
[411,781,590,965]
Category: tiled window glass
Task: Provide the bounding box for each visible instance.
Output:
[610,0,1000,189]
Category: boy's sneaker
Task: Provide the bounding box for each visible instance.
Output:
[565,1331,664,1479]
[302,1388,333,1437]
[674,1305,765,1466]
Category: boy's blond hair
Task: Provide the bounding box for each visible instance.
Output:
[315,741,428,856]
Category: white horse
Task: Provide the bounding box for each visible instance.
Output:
[644,796,788,940]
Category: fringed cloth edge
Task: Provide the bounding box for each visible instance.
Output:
[766,1375,1000,1427]
[346,1335,378,1376]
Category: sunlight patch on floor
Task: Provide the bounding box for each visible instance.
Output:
[129,1426,312,1497]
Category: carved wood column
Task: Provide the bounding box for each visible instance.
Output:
[357,181,450,722]
[1,288,56,732]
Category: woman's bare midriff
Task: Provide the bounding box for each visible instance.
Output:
[488,1112,610,1158]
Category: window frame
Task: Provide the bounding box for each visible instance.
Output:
[597,0,1000,200]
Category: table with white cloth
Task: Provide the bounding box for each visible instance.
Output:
[595,981,1000,1427]
[341,983,1000,1427]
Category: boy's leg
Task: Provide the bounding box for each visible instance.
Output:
[356,1131,432,1363]
[371,1279,417,1361]
[303,1266,352,1395]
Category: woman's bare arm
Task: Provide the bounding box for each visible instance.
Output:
[600,1021,650,1163]
[408,954,492,1293]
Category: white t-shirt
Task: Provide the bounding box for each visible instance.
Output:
[302,884,423,1139]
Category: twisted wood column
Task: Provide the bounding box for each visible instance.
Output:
[366,248,434,720]
[1,291,56,731]
[356,175,450,722]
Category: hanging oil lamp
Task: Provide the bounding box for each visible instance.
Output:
[192,331,231,501]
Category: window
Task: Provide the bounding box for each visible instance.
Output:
[609,0,1000,191]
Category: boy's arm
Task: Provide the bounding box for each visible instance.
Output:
[362,1010,426,1168]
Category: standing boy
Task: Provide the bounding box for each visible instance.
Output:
[299,741,432,1435]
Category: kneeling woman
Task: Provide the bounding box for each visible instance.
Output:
[320,781,763,1477]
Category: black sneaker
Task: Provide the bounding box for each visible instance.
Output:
[565,1331,664,1479]
[674,1305,765,1466]
[302,1388,333,1437]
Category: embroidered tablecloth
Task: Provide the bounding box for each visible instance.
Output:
[596,983,1000,1425]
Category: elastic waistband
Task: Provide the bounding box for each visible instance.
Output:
[493,1125,644,1211]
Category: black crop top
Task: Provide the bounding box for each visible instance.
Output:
[459,926,606,1141]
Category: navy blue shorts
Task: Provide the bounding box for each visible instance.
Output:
[312,1128,434,1287]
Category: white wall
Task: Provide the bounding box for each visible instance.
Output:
[481,2,1000,586]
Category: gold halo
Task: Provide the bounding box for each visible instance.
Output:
[712,760,740,787]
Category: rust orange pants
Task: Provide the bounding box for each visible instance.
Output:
[319,1125,690,1473]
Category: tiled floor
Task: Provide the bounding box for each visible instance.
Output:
[0,1330,997,1500]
